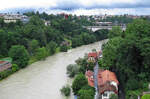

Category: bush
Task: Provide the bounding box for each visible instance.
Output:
[35,47,48,60]
[78,85,95,99]
[66,64,79,78]
[72,73,88,95]
[78,89,94,99]
[142,94,150,99]
[60,45,68,52]
[60,85,71,96]
[0,70,13,80]
[12,64,19,72]
[46,41,57,55]
[87,62,95,71]
[9,45,29,68]
[110,94,118,99]
[75,57,88,74]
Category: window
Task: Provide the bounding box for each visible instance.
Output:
[103,93,107,97]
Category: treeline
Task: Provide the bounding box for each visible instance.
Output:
[24,11,95,26]
[65,55,95,99]
[99,19,150,99]
[0,12,109,79]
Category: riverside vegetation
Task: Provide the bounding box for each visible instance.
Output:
[64,19,150,99]
[0,12,109,80]
[99,19,150,99]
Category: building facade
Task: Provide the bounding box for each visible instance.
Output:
[0,61,12,72]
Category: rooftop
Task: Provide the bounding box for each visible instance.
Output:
[85,70,94,87]
[0,61,12,72]
[97,69,119,94]
[98,70,119,86]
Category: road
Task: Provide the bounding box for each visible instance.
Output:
[94,62,99,99]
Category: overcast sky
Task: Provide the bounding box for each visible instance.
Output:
[0,0,150,15]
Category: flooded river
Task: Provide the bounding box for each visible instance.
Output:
[0,40,106,99]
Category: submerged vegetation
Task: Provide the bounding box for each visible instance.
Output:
[60,85,71,97]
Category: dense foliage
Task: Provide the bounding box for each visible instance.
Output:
[66,64,79,78]
[101,19,150,98]
[72,73,88,95]
[0,12,109,80]
[78,85,95,99]
[142,94,150,99]
[0,12,108,59]
[8,45,29,68]
[110,94,118,99]
[60,85,71,97]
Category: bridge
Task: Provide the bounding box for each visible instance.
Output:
[83,26,126,32]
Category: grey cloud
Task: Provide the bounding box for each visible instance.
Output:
[50,0,150,10]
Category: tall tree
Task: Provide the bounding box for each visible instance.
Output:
[9,45,29,68]
[72,73,88,95]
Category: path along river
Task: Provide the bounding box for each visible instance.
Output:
[0,40,106,99]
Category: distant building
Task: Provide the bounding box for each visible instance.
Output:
[96,22,113,26]
[97,69,119,99]
[44,20,51,26]
[85,70,94,87]
[0,61,12,72]
[0,13,29,23]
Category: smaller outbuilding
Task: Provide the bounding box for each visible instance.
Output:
[0,61,12,72]
[85,70,94,87]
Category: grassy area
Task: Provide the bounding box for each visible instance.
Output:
[0,57,12,62]
[29,47,60,65]
[56,47,60,53]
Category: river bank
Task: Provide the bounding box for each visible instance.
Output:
[0,40,106,99]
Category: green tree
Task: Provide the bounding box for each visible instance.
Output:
[66,64,79,78]
[78,89,94,99]
[94,29,109,41]
[12,64,19,72]
[102,19,150,98]
[78,85,95,99]
[60,85,71,96]
[110,94,118,99]
[46,41,57,55]
[0,18,4,27]
[9,45,29,68]
[35,47,48,60]
[72,37,83,48]
[108,26,122,38]
[72,73,88,95]
[0,29,8,56]
[60,45,68,52]
[28,39,39,55]
[75,57,88,74]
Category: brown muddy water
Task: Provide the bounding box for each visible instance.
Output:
[0,40,107,99]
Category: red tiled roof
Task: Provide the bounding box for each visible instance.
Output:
[98,82,118,94]
[97,69,119,94]
[98,70,119,86]
[88,51,102,59]
[88,52,98,59]
[85,70,94,87]
[0,61,6,64]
